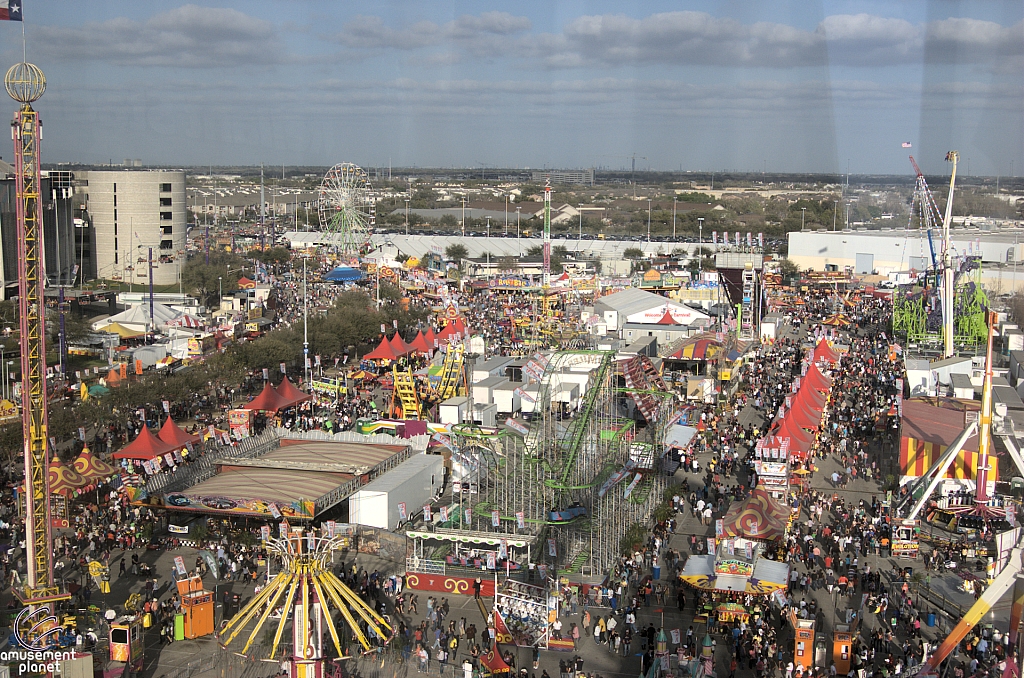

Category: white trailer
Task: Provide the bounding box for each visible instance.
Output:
[348,454,444,530]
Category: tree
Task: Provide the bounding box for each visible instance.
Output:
[182,252,246,307]
[497,256,517,272]
[623,247,644,260]
[445,244,468,261]
[779,258,799,278]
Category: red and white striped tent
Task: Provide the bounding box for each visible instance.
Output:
[167,313,204,329]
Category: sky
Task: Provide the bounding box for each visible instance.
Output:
[1,1,1022,176]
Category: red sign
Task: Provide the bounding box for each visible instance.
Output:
[405,573,496,597]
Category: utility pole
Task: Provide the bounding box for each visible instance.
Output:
[801,207,806,231]
[672,197,677,239]
[543,178,552,287]
[647,199,652,242]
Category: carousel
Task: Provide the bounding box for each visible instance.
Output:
[679,490,791,630]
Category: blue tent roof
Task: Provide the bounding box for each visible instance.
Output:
[324,266,364,283]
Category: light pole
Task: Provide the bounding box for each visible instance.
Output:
[303,256,310,386]
[578,205,583,240]
[0,344,5,400]
[801,207,806,231]
[516,207,521,256]
[698,217,704,249]
[647,199,652,242]
[486,216,491,239]
[845,203,851,231]
[672,197,677,239]
[405,199,410,236]
[833,201,838,231]
[218,276,223,310]
[504,195,509,237]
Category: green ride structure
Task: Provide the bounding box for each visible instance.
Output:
[453,351,678,576]
[892,255,989,350]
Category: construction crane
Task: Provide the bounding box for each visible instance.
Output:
[6,61,68,611]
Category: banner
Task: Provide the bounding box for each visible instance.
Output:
[516,511,525,529]
[261,525,271,541]
[398,502,407,521]
[326,520,336,538]
[715,519,724,538]
[162,400,170,413]
[712,231,718,245]
[486,552,496,570]
[499,540,508,559]
[670,629,681,645]
[707,537,716,553]
[279,522,289,538]
[464,508,472,523]
[440,506,448,522]
[424,505,432,522]
[280,362,287,374]
[758,232,764,248]
[492,510,500,527]
[174,556,187,576]
[548,538,557,557]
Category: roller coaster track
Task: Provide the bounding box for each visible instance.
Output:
[392,366,422,419]
[436,343,465,401]
[522,351,614,493]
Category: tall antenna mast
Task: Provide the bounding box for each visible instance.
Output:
[260,163,265,251]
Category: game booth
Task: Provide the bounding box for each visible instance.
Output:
[679,490,791,630]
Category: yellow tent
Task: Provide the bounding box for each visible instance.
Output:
[80,382,88,401]
[96,322,145,339]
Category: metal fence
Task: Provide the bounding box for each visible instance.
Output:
[144,429,281,495]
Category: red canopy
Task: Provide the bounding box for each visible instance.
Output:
[437,323,457,341]
[804,364,833,392]
[774,417,813,451]
[157,417,202,449]
[655,308,678,325]
[452,318,469,337]
[242,382,290,412]
[276,376,312,408]
[389,333,411,357]
[408,330,431,354]
[112,426,176,460]
[786,397,823,431]
[425,327,439,349]
[364,336,400,361]
[812,338,840,364]
[794,383,827,411]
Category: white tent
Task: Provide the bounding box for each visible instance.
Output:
[91,301,181,334]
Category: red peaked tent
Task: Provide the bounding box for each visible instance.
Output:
[774,417,813,452]
[237,277,257,289]
[113,426,176,460]
[813,339,840,364]
[804,364,833,392]
[276,376,312,408]
[795,382,827,411]
[364,336,400,361]
[158,417,202,449]
[389,333,411,357]
[437,323,457,342]
[655,308,678,325]
[408,330,431,354]
[242,382,290,412]
[425,326,439,349]
[452,318,469,337]
[786,396,823,430]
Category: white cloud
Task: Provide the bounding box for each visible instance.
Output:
[337,10,1023,71]
[33,4,283,68]
[335,11,531,57]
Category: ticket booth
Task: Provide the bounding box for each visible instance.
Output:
[833,624,853,675]
[104,616,144,677]
[794,619,815,670]
[177,575,215,639]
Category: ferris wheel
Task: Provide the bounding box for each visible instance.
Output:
[317,163,376,255]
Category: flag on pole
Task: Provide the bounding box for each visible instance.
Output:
[0,1,22,21]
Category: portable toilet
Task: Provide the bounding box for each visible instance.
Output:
[794,618,815,670]
[177,575,215,639]
[833,624,853,675]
